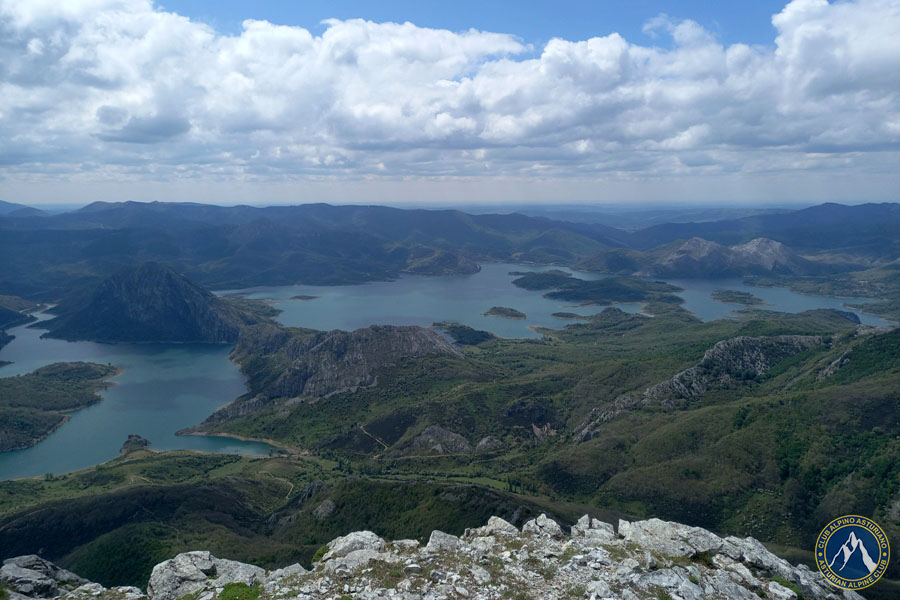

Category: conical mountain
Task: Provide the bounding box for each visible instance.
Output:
[42,262,260,343]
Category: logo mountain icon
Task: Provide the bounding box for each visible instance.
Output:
[828,531,878,575]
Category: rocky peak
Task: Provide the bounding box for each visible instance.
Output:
[732,238,807,272]
[42,262,261,343]
[677,237,730,259]
[2,514,864,600]
[640,237,820,278]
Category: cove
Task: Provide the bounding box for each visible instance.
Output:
[0,313,275,480]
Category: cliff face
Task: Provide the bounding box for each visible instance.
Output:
[196,323,463,427]
[234,323,463,400]
[41,263,259,343]
[1,514,865,600]
[580,335,823,438]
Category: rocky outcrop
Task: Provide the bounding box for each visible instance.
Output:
[196,323,463,428]
[475,435,503,452]
[1,555,90,600]
[402,247,480,276]
[147,551,267,600]
[639,237,823,278]
[580,335,823,438]
[406,425,473,455]
[3,514,864,600]
[120,434,151,455]
[41,262,263,343]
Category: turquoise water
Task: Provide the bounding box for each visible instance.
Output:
[0,313,275,480]
[1,264,891,479]
[224,263,644,338]
[226,263,893,332]
[667,278,892,327]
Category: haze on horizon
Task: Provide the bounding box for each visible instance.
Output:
[1,0,899,207]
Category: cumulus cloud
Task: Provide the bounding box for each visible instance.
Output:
[0,0,898,194]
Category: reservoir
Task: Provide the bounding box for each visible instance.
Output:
[0,264,891,479]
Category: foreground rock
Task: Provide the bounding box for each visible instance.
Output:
[147,551,266,600]
[3,514,866,600]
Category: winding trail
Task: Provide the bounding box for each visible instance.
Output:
[358,424,388,450]
[260,471,294,499]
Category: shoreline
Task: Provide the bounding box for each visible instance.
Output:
[0,363,125,455]
[179,430,302,455]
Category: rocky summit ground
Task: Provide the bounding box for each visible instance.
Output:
[1,514,867,600]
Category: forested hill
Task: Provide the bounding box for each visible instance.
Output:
[0,202,629,299]
[629,202,900,258]
[2,201,898,300]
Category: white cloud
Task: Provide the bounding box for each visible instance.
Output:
[0,0,899,202]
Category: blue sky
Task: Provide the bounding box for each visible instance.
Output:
[161,1,789,48]
[1,0,899,206]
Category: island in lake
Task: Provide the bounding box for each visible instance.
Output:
[711,289,766,306]
[291,295,319,301]
[552,312,590,320]
[483,306,526,319]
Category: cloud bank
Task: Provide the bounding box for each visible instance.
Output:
[1,0,899,202]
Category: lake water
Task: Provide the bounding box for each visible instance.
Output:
[668,278,892,327]
[0,313,275,480]
[1,264,891,479]
[223,264,645,338]
[225,263,893,333]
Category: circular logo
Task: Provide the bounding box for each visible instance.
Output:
[816,515,890,590]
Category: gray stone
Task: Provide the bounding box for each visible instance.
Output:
[768,580,798,600]
[522,513,564,538]
[618,518,725,558]
[474,436,503,452]
[424,530,462,553]
[470,566,491,584]
[1,564,59,598]
[312,499,335,520]
[321,530,386,561]
[147,552,263,600]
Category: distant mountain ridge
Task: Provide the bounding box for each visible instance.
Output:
[0,200,45,217]
[630,202,900,259]
[40,262,265,343]
[637,236,827,278]
[0,201,629,298]
[2,201,898,299]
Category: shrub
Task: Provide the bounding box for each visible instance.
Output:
[218,583,259,600]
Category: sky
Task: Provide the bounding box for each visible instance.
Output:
[1,0,899,206]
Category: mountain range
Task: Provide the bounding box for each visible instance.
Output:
[2,201,897,300]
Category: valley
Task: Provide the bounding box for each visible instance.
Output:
[1,201,898,598]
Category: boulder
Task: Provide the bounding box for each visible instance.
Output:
[0,564,59,598]
[1,555,88,599]
[146,552,263,600]
[522,513,564,538]
[424,530,462,553]
[321,531,386,562]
